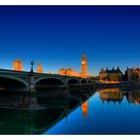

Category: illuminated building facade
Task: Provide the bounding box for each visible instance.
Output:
[127,67,140,81]
[99,67,123,83]
[13,59,22,71]
[58,53,88,78]
[59,68,80,77]
[37,61,43,73]
[81,53,87,78]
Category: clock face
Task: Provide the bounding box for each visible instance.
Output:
[82,61,85,64]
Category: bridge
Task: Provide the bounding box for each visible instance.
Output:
[0,69,95,108]
[0,69,94,92]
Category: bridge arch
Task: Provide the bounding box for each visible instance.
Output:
[0,75,28,91]
[34,77,65,88]
[81,79,88,84]
[67,78,80,86]
[88,79,92,83]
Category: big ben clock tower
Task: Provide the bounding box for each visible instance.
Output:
[81,53,87,78]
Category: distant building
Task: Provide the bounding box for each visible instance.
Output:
[48,72,52,74]
[99,67,123,83]
[59,53,88,78]
[13,59,22,71]
[126,67,140,81]
[81,53,87,78]
[36,61,43,73]
[59,68,80,77]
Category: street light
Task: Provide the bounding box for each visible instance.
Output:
[30,60,34,72]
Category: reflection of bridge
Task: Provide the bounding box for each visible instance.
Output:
[0,69,94,92]
[0,89,94,134]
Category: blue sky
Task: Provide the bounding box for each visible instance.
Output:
[0,6,140,76]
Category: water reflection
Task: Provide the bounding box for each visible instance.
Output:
[1,87,140,134]
[98,88,124,104]
[46,88,140,134]
[98,88,140,105]
[81,101,88,119]
[125,90,140,105]
[0,86,94,134]
[0,108,65,134]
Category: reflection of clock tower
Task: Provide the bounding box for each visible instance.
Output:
[81,53,87,78]
[81,101,88,119]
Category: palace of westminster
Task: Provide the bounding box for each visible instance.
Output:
[13,53,88,79]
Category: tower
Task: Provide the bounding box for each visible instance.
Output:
[13,59,22,71]
[81,53,87,78]
[37,60,42,73]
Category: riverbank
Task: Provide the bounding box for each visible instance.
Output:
[95,81,140,89]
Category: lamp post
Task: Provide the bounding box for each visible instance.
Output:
[30,60,34,73]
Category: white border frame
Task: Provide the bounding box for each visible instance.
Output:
[0,0,140,5]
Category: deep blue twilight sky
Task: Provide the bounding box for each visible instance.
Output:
[0,6,140,76]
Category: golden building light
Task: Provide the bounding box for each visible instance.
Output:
[59,67,80,77]
[37,60,43,73]
[58,53,88,78]
[13,59,22,71]
[81,53,87,78]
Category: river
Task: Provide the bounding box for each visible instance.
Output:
[0,87,140,134]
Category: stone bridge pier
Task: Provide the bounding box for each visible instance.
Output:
[21,72,39,108]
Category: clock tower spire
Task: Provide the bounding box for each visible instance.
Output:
[81,53,87,78]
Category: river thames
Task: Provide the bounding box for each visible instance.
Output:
[45,88,140,134]
[0,87,140,134]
